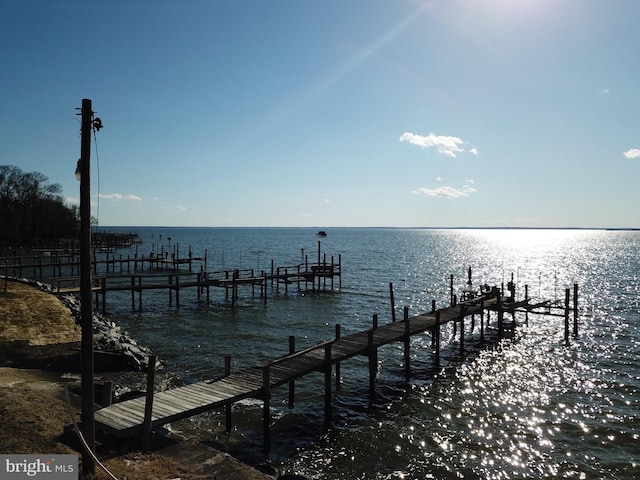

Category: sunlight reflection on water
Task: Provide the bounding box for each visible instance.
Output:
[105,228,639,479]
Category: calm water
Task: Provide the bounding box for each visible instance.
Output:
[98,228,639,479]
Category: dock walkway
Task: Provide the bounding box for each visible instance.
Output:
[95,291,506,447]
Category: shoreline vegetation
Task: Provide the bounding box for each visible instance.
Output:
[0,278,281,480]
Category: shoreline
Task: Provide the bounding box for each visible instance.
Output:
[0,277,298,479]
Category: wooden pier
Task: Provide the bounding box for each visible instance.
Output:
[93,281,579,452]
[49,254,341,311]
[2,243,341,310]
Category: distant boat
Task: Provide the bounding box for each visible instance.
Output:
[317,230,327,237]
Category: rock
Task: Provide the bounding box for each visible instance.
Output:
[8,277,157,372]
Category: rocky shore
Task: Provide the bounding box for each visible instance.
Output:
[11,277,154,371]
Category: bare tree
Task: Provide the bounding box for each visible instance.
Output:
[0,165,79,247]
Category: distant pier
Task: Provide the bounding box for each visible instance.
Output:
[2,241,341,310]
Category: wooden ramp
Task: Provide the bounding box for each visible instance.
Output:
[94,293,499,439]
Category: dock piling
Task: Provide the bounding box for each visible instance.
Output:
[390,283,396,322]
[368,328,376,401]
[324,343,332,426]
[335,325,341,389]
[262,364,271,454]
[288,336,296,408]
[404,306,410,381]
[142,355,157,452]
[434,311,441,366]
[573,283,579,336]
[564,288,570,346]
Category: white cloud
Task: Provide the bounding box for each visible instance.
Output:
[99,193,142,201]
[600,89,610,94]
[399,132,476,158]
[66,196,79,205]
[412,180,477,198]
[623,149,640,159]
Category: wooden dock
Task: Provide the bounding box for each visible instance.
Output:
[49,256,341,311]
[94,283,579,452]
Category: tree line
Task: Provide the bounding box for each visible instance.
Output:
[0,165,79,247]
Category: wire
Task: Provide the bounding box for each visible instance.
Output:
[92,120,101,228]
[64,386,119,480]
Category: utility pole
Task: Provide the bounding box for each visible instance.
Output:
[78,98,95,476]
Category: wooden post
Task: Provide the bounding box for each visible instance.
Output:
[334,325,341,389]
[285,268,289,295]
[263,272,268,305]
[453,311,458,337]
[564,288,570,346]
[404,306,410,381]
[324,342,332,426]
[368,329,376,402]
[431,299,436,313]
[331,255,335,290]
[434,311,441,366]
[480,299,485,343]
[101,277,106,312]
[206,272,211,304]
[138,276,142,311]
[142,355,157,452]
[232,270,238,307]
[573,283,579,337]
[497,292,504,337]
[101,381,113,407]
[175,276,180,307]
[262,364,270,454]
[389,283,396,322]
[288,336,295,408]
[450,274,454,306]
[225,355,232,432]
[271,260,275,288]
[525,284,529,327]
[317,239,321,292]
[459,305,466,356]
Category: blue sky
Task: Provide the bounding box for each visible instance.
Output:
[2,0,639,228]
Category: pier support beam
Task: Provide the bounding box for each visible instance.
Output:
[390,283,396,322]
[288,336,295,408]
[368,329,376,402]
[142,355,157,452]
[434,311,441,366]
[480,299,485,343]
[225,355,232,432]
[324,343,332,427]
[403,307,410,381]
[564,288,570,346]
[573,283,579,336]
[262,365,271,454]
[335,325,341,389]
[459,305,466,356]
[497,289,504,337]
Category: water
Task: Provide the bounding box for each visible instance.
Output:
[97,227,639,479]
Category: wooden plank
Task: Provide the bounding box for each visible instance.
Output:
[95,294,516,437]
